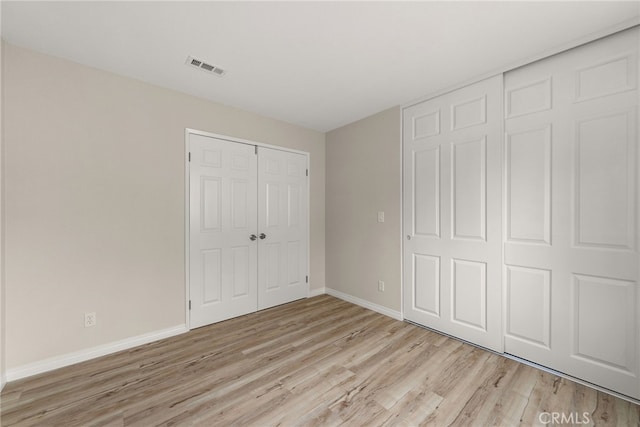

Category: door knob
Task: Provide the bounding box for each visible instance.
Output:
[250,234,257,241]
[407,235,411,240]
[259,233,266,240]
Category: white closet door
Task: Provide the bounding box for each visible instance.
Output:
[189,134,258,328]
[257,147,309,310]
[504,27,639,399]
[403,75,503,352]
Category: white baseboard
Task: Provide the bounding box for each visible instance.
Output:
[308,287,326,298]
[325,288,403,321]
[6,325,188,382]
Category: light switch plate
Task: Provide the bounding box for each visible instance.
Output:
[377,211,385,223]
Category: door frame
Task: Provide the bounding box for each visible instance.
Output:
[184,128,311,330]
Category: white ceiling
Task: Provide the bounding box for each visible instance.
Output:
[2,1,639,132]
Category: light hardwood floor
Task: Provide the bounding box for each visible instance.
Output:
[1,295,639,426]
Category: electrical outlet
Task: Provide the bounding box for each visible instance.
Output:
[377,211,385,223]
[378,280,385,292]
[85,312,96,328]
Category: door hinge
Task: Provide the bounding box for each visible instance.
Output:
[306,169,309,177]
[255,146,258,155]
[188,152,191,162]
[189,300,191,310]
[306,275,309,283]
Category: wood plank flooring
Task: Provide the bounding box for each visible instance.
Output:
[1,295,639,426]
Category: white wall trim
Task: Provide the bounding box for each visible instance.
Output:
[308,287,325,298]
[6,325,188,382]
[326,287,403,321]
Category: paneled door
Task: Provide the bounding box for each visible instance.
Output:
[189,132,310,328]
[504,27,640,399]
[189,134,258,328]
[257,147,309,309]
[403,75,503,352]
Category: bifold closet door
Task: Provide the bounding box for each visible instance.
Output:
[257,147,309,310]
[189,134,258,328]
[504,27,639,399]
[403,75,503,352]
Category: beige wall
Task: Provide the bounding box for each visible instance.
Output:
[325,107,402,312]
[3,43,325,369]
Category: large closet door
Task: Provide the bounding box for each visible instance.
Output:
[504,27,639,399]
[189,134,258,328]
[257,147,309,309]
[189,132,310,328]
[403,75,503,352]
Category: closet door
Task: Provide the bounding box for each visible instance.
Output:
[189,134,258,328]
[257,147,309,310]
[403,75,503,352]
[504,27,639,399]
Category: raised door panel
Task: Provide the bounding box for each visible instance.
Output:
[231,180,249,230]
[505,266,550,348]
[231,246,250,298]
[201,177,222,231]
[568,273,639,397]
[451,137,486,241]
[202,249,222,304]
[287,184,300,227]
[413,110,441,139]
[451,259,486,331]
[575,111,634,249]
[413,254,440,317]
[506,126,551,244]
[413,147,440,238]
[451,96,487,130]
[287,241,300,285]
[265,182,280,229]
[265,242,280,290]
[575,53,637,102]
[573,274,636,373]
[505,78,552,119]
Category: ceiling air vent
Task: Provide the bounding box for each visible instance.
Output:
[185,56,226,77]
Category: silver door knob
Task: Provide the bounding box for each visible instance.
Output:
[250,234,257,241]
[259,233,266,240]
[407,235,411,240]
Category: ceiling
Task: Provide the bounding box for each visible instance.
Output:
[2,1,638,132]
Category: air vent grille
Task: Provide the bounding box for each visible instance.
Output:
[185,56,226,77]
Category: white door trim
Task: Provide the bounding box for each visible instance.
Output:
[187,128,310,156]
[184,128,310,330]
